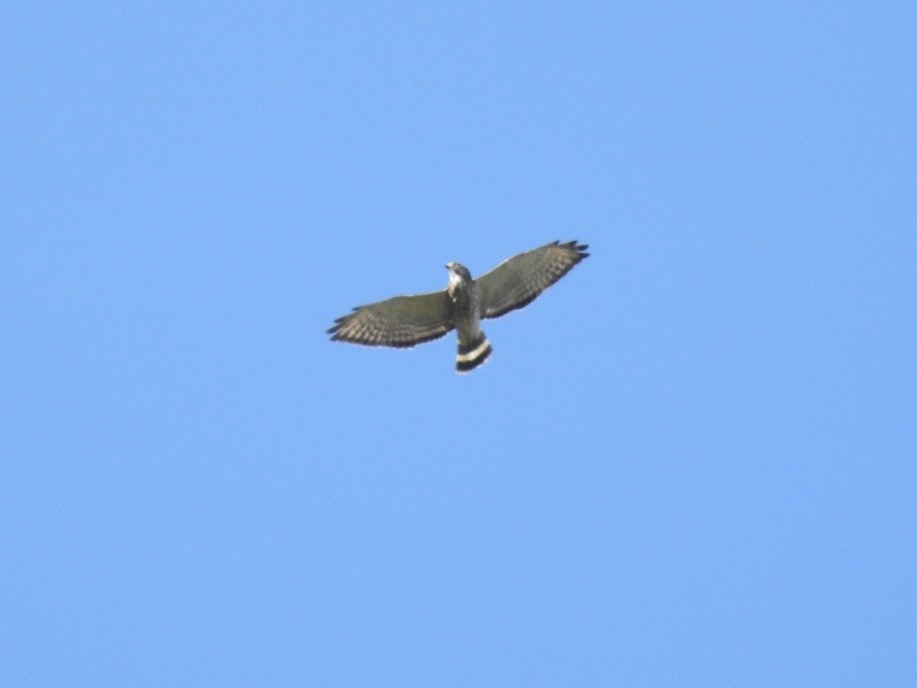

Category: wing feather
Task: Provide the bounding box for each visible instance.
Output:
[327,291,453,348]
[477,240,589,319]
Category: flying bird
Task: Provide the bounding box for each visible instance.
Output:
[327,240,589,373]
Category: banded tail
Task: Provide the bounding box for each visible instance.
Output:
[456,332,492,374]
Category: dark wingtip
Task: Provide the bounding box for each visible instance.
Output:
[328,307,361,336]
[328,318,351,337]
[563,240,589,261]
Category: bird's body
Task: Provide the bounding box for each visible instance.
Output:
[328,240,589,373]
[445,262,492,372]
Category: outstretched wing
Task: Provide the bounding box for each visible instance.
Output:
[327,291,454,348]
[477,240,589,319]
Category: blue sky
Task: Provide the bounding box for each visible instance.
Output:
[3,2,915,685]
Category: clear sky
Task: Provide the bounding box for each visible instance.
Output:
[3,3,915,686]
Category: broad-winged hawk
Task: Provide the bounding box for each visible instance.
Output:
[327,240,589,373]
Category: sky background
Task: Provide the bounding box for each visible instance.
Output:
[2,2,915,686]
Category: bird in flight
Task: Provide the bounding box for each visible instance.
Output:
[327,240,589,373]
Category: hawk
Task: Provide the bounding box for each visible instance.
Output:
[327,240,589,373]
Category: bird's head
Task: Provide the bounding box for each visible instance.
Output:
[445,262,472,284]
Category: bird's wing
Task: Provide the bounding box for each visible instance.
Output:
[327,290,454,348]
[477,240,589,319]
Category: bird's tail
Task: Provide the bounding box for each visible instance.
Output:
[456,331,492,374]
